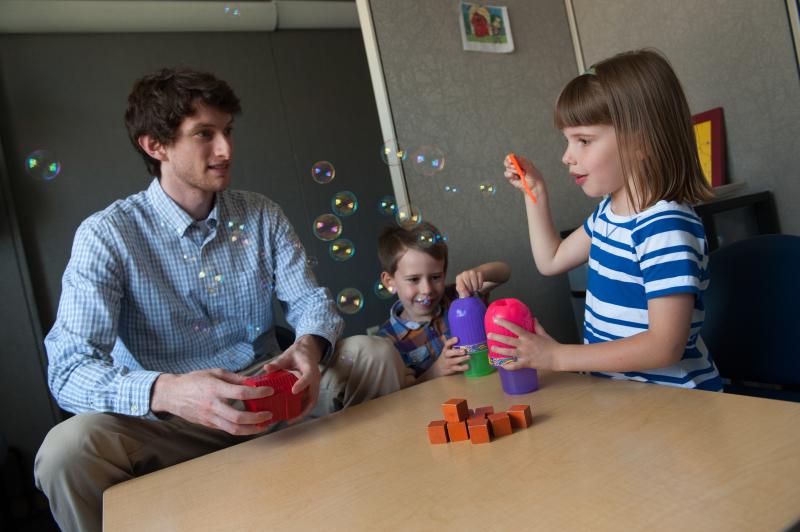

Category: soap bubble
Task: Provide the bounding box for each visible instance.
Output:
[311,161,335,184]
[479,182,497,197]
[25,150,61,180]
[374,279,394,299]
[380,139,408,166]
[328,238,355,262]
[418,230,436,248]
[227,221,250,246]
[336,287,364,314]
[378,195,397,217]
[411,145,445,176]
[395,205,422,229]
[312,213,342,241]
[331,191,358,217]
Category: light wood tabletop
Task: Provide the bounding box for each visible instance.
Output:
[104,371,800,531]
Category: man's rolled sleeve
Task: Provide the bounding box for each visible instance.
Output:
[269,204,344,363]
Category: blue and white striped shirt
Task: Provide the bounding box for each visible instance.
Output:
[45,179,343,417]
[582,197,722,391]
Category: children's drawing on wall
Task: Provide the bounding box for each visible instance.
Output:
[459,2,514,53]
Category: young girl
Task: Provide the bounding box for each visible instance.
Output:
[495,49,722,391]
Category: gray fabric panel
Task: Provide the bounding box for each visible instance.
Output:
[369,0,585,342]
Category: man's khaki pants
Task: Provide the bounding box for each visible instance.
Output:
[34,335,411,532]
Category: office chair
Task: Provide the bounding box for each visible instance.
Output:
[701,234,800,401]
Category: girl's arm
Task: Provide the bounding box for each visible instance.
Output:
[490,293,694,373]
[555,293,694,371]
[504,155,590,276]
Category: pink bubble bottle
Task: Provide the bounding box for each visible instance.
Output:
[484,298,539,394]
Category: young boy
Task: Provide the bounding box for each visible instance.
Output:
[376,222,510,382]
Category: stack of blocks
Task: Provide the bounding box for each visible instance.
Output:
[427,398,533,445]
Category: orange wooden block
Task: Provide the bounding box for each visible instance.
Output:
[487,412,513,437]
[467,417,491,444]
[474,406,495,419]
[507,404,533,429]
[447,420,470,442]
[427,420,449,444]
[442,398,469,423]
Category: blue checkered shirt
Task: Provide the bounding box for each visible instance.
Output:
[44,178,343,417]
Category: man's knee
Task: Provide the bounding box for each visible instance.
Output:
[35,413,122,490]
[337,335,403,371]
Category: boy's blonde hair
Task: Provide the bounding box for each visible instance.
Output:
[554,49,712,210]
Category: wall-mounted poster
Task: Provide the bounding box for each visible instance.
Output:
[692,107,726,187]
[459,2,514,53]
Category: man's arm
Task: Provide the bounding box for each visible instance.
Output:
[261,204,345,417]
[49,217,275,434]
[270,204,344,358]
[45,218,161,416]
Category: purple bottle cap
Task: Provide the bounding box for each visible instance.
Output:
[447,296,486,347]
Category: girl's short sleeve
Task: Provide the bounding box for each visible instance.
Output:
[631,207,708,300]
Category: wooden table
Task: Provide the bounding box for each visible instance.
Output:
[104,371,800,531]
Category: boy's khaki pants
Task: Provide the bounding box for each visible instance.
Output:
[34,335,411,532]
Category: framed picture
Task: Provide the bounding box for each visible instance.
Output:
[692,107,726,187]
[459,2,514,53]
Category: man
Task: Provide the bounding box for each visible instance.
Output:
[34,68,406,532]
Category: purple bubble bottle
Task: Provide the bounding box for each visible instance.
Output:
[447,296,495,377]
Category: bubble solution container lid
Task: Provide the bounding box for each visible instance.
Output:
[243,370,303,424]
[447,295,487,347]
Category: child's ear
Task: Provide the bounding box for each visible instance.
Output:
[380,271,396,294]
[137,134,168,162]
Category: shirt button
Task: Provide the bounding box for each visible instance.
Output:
[131,404,138,414]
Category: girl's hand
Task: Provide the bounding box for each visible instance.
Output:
[455,268,484,298]
[428,337,470,378]
[488,317,560,371]
[503,154,546,199]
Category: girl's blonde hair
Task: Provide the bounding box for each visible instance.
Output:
[554,49,712,210]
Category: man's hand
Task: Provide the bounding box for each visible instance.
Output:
[420,337,470,381]
[151,369,275,436]
[262,334,327,421]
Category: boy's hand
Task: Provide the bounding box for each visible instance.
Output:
[428,337,470,378]
[455,268,484,298]
[503,154,546,199]
[487,317,560,371]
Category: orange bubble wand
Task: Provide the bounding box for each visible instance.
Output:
[508,153,537,204]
